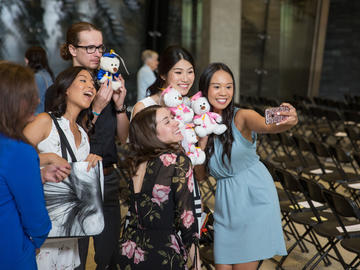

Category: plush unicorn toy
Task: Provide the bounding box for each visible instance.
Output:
[191,91,227,137]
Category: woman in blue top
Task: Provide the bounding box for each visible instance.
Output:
[0,62,52,270]
[197,63,298,270]
[25,46,55,115]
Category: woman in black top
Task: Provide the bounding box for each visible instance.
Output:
[119,105,200,269]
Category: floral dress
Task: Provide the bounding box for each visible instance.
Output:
[119,152,199,270]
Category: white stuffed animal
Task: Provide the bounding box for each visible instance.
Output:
[191,91,227,137]
[97,49,129,90]
[182,96,191,108]
[181,124,206,165]
[162,86,194,124]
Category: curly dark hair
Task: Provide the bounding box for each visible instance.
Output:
[198,63,235,169]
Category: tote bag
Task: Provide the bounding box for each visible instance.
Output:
[44,114,105,238]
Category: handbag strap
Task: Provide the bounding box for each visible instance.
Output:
[48,113,77,162]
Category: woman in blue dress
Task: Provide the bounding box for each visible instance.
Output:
[196,63,298,270]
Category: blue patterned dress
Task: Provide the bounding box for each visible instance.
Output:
[209,109,287,264]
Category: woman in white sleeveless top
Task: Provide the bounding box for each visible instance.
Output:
[24,66,102,270]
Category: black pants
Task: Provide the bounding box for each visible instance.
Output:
[76,171,121,270]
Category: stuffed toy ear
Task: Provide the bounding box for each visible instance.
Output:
[161,85,173,96]
[191,91,202,101]
[107,49,130,75]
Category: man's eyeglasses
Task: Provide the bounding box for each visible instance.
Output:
[75,44,106,54]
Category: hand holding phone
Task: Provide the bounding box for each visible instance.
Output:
[265,106,290,125]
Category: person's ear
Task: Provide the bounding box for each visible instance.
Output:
[68,44,77,57]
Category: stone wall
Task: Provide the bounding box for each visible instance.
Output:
[319,0,360,100]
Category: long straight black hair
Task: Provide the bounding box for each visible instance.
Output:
[199,63,235,168]
[147,45,194,96]
[49,66,94,132]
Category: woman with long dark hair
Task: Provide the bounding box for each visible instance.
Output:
[131,45,195,119]
[0,61,51,270]
[25,46,54,114]
[119,105,201,269]
[23,66,102,269]
[197,63,298,270]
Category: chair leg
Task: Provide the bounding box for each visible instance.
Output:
[302,239,332,270]
[282,214,308,252]
[308,230,331,266]
[351,257,360,269]
[309,238,343,270]
[332,244,348,269]
[288,219,309,253]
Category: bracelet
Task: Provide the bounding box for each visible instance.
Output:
[116,104,127,114]
[92,111,100,116]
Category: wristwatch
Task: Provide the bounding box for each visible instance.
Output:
[116,104,127,114]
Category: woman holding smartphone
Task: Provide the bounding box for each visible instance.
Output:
[196,63,298,270]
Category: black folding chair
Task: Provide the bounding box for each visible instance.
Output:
[275,169,309,256]
[322,189,360,269]
[275,170,336,269]
[344,126,360,153]
[308,139,348,191]
[303,188,360,269]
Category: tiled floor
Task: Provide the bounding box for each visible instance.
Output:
[84,181,358,270]
[84,150,359,269]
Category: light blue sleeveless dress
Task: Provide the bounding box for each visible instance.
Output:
[209,109,287,264]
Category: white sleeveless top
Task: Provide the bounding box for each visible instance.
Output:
[36,116,89,270]
[37,116,90,161]
[130,96,157,121]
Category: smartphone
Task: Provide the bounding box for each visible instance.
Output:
[265,106,290,125]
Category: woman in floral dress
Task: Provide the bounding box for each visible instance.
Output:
[119,105,200,270]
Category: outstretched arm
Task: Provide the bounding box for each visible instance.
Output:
[236,103,298,135]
